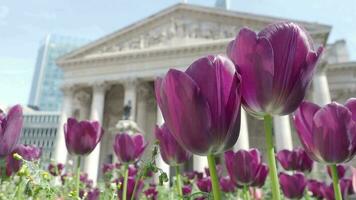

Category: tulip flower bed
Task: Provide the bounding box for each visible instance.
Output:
[0,22,356,200]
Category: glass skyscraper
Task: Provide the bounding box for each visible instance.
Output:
[28,34,90,111]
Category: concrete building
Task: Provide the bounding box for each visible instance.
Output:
[28,34,89,111]
[53,3,355,182]
[19,109,60,167]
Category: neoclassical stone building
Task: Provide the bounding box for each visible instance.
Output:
[55,3,355,182]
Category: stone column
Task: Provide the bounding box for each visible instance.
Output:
[313,64,331,106]
[84,82,109,183]
[122,79,137,120]
[53,85,74,164]
[233,109,250,150]
[193,156,207,172]
[155,107,170,183]
[273,115,293,151]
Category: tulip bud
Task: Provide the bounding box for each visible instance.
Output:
[155,55,242,155]
[64,118,104,156]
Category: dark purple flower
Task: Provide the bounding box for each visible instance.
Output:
[102,163,115,174]
[117,177,143,200]
[182,185,192,196]
[227,22,323,118]
[80,172,93,188]
[307,179,326,199]
[144,186,158,200]
[279,172,307,199]
[0,105,23,158]
[321,180,353,200]
[294,100,356,164]
[327,165,347,179]
[128,165,138,177]
[197,177,212,193]
[48,163,64,176]
[195,171,204,180]
[204,164,223,178]
[184,171,196,180]
[224,149,263,185]
[155,55,242,155]
[64,118,104,155]
[86,188,100,200]
[219,176,236,193]
[113,133,147,164]
[6,144,41,176]
[154,124,191,165]
[276,148,313,172]
[251,164,269,188]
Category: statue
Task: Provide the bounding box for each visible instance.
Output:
[123,100,132,120]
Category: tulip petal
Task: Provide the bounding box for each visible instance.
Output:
[159,69,212,155]
[345,98,356,121]
[312,103,355,163]
[233,28,274,117]
[294,101,320,160]
[0,105,23,157]
[186,55,241,152]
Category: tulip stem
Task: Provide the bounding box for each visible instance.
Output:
[304,189,310,200]
[243,185,250,200]
[330,164,343,200]
[263,115,281,200]
[175,165,183,199]
[76,156,81,199]
[122,164,129,200]
[207,154,221,200]
[130,174,141,200]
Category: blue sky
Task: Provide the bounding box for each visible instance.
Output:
[0,0,355,106]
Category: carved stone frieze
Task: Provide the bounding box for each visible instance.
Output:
[94,16,241,54]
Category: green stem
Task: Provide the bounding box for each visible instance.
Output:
[263,115,281,200]
[330,164,343,200]
[304,189,310,200]
[76,156,81,199]
[175,165,183,199]
[207,154,221,200]
[243,185,250,200]
[130,174,141,200]
[122,164,129,200]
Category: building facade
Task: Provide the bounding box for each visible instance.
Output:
[19,110,60,167]
[28,34,90,111]
[54,3,355,182]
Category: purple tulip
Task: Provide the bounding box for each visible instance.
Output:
[279,172,307,199]
[154,124,191,165]
[321,180,354,200]
[276,148,313,172]
[80,173,93,188]
[327,165,347,179]
[0,105,23,158]
[102,163,115,174]
[128,165,138,177]
[6,144,41,176]
[197,177,212,193]
[307,179,325,199]
[155,55,242,155]
[117,177,143,200]
[64,118,104,156]
[219,176,236,193]
[87,188,100,200]
[227,22,323,118]
[144,186,158,200]
[224,149,263,185]
[294,100,356,164]
[184,171,196,180]
[113,133,147,164]
[182,185,192,196]
[48,163,64,176]
[251,163,269,188]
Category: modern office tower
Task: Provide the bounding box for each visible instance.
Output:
[28,34,89,111]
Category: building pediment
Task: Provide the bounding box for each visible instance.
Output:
[58,3,331,65]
